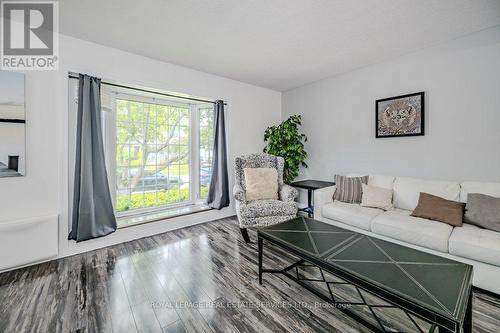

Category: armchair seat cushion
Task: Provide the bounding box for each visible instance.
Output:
[239,199,297,218]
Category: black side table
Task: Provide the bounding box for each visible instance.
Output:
[290,180,335,217]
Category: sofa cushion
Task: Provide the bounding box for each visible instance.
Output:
[368,175,395,190]
[322,201,383,231]
[460,181,500,202]
[346,174,395,190]
[239,199,297,218]
[371,209,453,252]
[393,177,460,211]
[449,223,500,266]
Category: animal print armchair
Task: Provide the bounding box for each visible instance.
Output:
[233,153,298,242]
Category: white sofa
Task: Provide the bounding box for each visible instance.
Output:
[314,175,500,294]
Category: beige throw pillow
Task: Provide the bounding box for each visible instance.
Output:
[244,168,279,201]
[360,184,394,210]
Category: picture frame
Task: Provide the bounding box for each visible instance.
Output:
[375,91,424,138]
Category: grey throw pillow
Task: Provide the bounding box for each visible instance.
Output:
[464,193,500,232]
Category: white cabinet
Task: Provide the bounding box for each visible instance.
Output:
[0,215,58,271]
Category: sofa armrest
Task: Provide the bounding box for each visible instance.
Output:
[233,184,246,203]
[314,185,336,216]
[279,184,298,202]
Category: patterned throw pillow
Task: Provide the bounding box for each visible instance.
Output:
[333,175,369,204]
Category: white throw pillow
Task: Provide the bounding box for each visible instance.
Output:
[244,167,279,201]
[360,184,393,210]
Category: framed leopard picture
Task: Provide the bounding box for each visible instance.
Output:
[376,92,424,138]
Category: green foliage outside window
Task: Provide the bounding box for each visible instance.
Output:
[115,98,213,213]
[116,186,209,212]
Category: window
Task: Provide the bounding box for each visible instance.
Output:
[101,86,214,217]
[199,107,214,199]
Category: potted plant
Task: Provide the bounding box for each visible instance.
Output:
[263,114,308,184]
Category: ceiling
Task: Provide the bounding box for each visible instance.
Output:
[59,0,500,91]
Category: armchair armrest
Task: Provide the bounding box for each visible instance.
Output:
[279,184,298,202]
[233,184,246,203]
[313,185,336,216]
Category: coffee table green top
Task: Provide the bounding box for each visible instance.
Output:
[258,216,473,321]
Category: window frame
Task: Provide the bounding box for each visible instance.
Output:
[197,105,215,200]
[103,91,213,218]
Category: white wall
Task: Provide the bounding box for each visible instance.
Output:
[282,27,500,185]
[0,35,281,260]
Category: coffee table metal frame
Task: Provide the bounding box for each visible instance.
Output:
[258,227,473,333]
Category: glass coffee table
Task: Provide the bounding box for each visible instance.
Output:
[258,217,473,333]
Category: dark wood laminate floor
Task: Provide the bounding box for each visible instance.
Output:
[0,216,499,333]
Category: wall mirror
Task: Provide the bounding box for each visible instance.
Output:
[0,71,25,177]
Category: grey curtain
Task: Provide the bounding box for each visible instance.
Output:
[69,74,117,242]
[207,100,230,209]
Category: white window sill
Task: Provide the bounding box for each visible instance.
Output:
[117,204,212,229]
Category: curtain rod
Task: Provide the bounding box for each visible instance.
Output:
[68,73,226,105]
